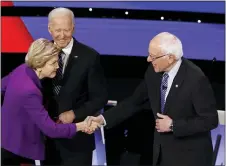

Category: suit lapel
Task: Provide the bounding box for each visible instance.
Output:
[164,59,186,114]
[57,39,80,98]
[62,39,79,84]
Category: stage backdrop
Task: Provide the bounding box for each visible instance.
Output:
[2,17,225,61]
[13,1,225,14]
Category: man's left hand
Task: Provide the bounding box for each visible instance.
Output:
[59,110,75,124]
[155,113,172,132]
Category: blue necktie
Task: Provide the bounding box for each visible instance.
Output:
[160,73,169,113]
[52,51,64,95]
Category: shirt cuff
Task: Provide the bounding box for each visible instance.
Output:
[100,115,107,126]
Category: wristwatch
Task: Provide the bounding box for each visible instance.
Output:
[170,121,174,132]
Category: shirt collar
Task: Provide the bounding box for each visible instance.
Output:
[166,58,182,78]
[61,38,74,56]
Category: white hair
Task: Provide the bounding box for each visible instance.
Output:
[48,7,75,25]
[155,32,183,60]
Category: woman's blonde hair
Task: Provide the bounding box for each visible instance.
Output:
[25,38,61,69]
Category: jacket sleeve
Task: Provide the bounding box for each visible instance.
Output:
[1,73,11,96]
[73,53,108,121]
[24,92,77,138]
[103,80,149,129]
[173,75,219,137]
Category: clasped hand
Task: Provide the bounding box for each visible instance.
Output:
[76,121,101,134]
[58,110,102,134]
[77,115,104,134]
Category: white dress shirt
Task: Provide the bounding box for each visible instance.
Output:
[101,58,182,126]
[57,38,74,74]
[164,59,182,100]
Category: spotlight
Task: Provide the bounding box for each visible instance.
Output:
[197,20,201,23]
[89,8,92,12]
[125,11,129,15]
[160,16,164,20]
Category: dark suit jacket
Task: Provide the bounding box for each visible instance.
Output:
[103,58,218,166]
[42,38,108,152]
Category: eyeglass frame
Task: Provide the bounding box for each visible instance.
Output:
[148,53,170,62]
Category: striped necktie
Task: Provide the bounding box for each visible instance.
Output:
[52,50,64,96]
[160,73,169,113]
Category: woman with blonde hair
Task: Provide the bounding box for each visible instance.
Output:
[1,38,98,165]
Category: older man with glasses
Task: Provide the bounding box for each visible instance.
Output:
[85,32,218,166]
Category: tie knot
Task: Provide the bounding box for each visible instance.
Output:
[59,50,64,55]
[59,50,65,60]
[163,73,169,79]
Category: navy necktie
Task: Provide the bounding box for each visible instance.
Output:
[52,51,64,95]
[160,73,169,113]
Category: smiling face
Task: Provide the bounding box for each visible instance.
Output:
[37,55,59,79]
[48,15,74,49]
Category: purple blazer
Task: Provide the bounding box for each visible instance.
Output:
[1,64,77,160]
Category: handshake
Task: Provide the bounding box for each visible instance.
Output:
[75,115,105,134]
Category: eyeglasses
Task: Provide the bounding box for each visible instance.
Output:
[148,54,168,61]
